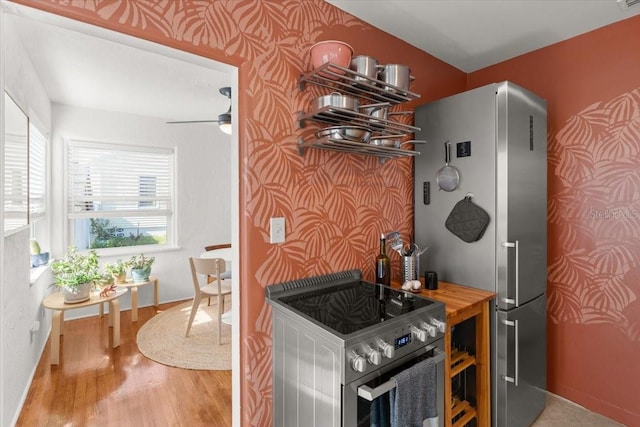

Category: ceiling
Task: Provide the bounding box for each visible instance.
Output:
[327,0,640,72]
[5,1,640,122]
[6,11,233,124]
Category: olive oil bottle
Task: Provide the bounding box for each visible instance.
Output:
[375,233,390,287]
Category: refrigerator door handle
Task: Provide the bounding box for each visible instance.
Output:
[501,240,519,307]
[501,319,519,386]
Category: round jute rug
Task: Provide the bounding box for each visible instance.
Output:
[137,300,231,370]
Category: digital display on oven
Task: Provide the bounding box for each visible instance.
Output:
[395,333,412,349]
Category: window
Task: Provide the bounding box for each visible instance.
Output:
[29,123,47,222]
[67,140,174,251]
[138,176,157,208]
[3,92,29,234]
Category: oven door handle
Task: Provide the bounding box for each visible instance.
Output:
[357,347,445,401]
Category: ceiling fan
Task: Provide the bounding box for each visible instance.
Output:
[166,86,232,134]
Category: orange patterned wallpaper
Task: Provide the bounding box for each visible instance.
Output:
[469,14,640,426]
[11,1,466,425]
[22,1,639,425]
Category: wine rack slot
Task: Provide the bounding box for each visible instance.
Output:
[450,348,476,377]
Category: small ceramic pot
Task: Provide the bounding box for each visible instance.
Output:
[131,267,151,283]
[63,282,92,304]
[112,272,126,284]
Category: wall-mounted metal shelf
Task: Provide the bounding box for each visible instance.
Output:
[298,63,421,105]
[297,62,422,164]
[297,105,420,136]
[297,137,419,164]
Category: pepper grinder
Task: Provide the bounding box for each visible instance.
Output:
[425,270,438,290]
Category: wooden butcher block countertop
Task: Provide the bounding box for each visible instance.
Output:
[392,280,495,322]
[420,281,495,322]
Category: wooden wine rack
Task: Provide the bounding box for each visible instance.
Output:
[398,280,495,427]
[452,399,477,427]
[450,348,477,427]
[390,280,494,427]
[450,348,476,377]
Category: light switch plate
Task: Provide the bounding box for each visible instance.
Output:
[270,217,285,244]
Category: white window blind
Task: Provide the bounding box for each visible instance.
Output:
[4,133,28,232]
[29,123,47,221]
[4,92,29,234]
[67,140,174,250]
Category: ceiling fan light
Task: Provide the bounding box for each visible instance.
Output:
[217,87,232,134]
[218,111,232,134]
[219,122,232,134]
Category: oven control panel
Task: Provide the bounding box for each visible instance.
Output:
[345,313,446,374]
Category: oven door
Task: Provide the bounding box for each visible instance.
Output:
[342,342,446,427]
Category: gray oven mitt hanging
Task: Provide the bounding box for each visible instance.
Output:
[445,195,490,243]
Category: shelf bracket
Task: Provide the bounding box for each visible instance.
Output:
[297,75,306,91]
[297,138,306,156]
[296,112,306,129]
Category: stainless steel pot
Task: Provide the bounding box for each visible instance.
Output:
[369,137,401,148]
[311,92,359,114]
[316,125,372,143]
[369,136,426,148]
[359,103,390,128]
[349,55,379,82]
[378,64,414,93]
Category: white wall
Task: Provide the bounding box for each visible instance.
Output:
[51,104,232,316]
[1,14,53,427]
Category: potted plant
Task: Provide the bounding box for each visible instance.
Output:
[129,253,155,282]
[103,259,131,284]
[30,238,50,267]
[94,271,114,293]
[51,246,101,303]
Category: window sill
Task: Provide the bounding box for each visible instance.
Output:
[94,245,182,259]
[30,264,52,286]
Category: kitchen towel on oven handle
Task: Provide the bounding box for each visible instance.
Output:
[390,357,438,427]
[445,194,490,243]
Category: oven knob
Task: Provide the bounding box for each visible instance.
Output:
[430,318,447,334]
[411,326,428,342]
[421,322,437,338]
[378,340,395,359]
[365,346,382,366]
[351,354,367,373]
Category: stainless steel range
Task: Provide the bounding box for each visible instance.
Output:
[266,269,447,427]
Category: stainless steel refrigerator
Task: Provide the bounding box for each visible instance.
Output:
[414,81,547,427]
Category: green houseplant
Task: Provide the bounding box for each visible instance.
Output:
[129,253,155,283]
[103,259,131,284]
[51,247,101,303]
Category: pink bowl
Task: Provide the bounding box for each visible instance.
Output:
[309,40,353,76]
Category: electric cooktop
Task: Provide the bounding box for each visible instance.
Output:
[278,278,435,335]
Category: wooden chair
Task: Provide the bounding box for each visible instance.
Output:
[204,243,231,252]
[186,257,232,344]
[202,243,232,303]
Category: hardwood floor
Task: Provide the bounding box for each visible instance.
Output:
[16,301,232,427]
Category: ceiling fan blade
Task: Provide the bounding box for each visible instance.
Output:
[166,87,231,126]
[166,120,219,124]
